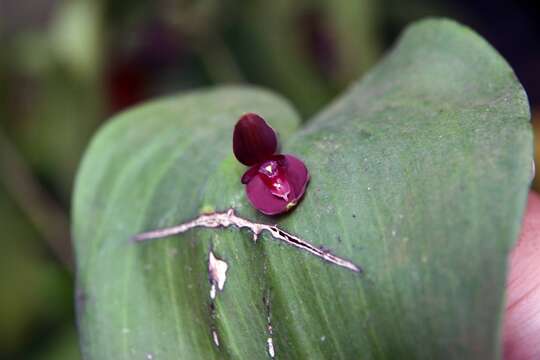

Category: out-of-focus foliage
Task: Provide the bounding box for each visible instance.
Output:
[533,111,540,191]
[0,0,538,358]
[0,188,74,358]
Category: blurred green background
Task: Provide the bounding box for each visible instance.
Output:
[0,0,539,358]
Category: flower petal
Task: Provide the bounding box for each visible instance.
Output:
[233,113,278,166]
[245,155,309,215]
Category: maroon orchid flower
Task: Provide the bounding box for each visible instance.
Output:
[233,113,310,215]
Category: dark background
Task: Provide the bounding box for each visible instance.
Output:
[0,0,538,358]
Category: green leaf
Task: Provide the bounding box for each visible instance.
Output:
[73,19,533,359]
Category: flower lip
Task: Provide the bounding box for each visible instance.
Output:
[257,159,292,201]
[245,154,309,215]
[233,113,278,166]
[241,154,286,184]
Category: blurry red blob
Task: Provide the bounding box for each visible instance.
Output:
[233,113,309,215]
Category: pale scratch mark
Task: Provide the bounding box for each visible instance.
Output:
[264,290,275,358]
[207,250,228,348]
[209,299,220,349]
[212,330,220,347]
[132,209,361,273]
[267,338,275,358]
[208,251,228,300]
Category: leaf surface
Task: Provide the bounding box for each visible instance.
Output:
[73,19,533,359]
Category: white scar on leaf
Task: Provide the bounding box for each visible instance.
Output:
[208,251,228,300]
[132,209,361,273]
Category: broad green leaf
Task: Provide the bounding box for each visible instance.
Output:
[73,19,532,359]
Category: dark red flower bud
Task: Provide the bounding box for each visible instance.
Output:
[233,114,309,215]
